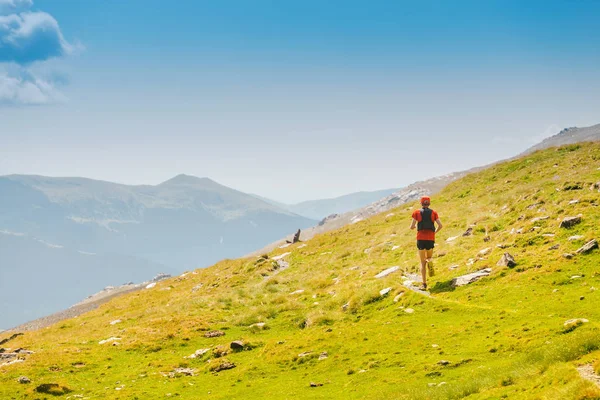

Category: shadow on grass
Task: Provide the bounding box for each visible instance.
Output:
[430,280,456,294]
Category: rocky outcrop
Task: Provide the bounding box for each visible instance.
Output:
[559,216,582,228]
[452,268,492,287]
[576,239,598,254]
[497,253,516,268]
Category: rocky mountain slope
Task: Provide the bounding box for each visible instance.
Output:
[0,174,315,327]
[2,143,599,399]
[523,123,600,154]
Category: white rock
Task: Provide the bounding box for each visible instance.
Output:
[278,243,291,249]
[290,289,305,295]
[379,287,392,296]
[99,337,121,345]
[393,293,404,302]
[375,266,400,279]
[449,265,459,270]
[478,248,491,256]
[109,319,122,325]
[568,235,585,241]
[569,200,580,204]
[404,308,414,314]
[272,252,291,261]
[145,282,156,289]
[446,236,459,242]
[452,268,492,287]
[185,348,210,359]
[392,246,400,251]
[298,244,307,248]
[564,318,589,328]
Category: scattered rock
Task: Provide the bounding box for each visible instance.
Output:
[577,364,600,387]
[230,341,245,351]
[404,308,415,314]
[393,293,405,302]
[563,253,574,259]
[568,235,585,241]
[564,183,584,191]
[17,376,30,384]
[549,244,560,250]
[497,253,516,268]
[298,352,312,358]
[449,265,459,270]
[496,244,509,249]
[272,252,291,261]
[375,266,400,278]
[98,337,121,345]
[290,289,305,295]
[559,216,582,228]
[342,302,350,311]
[564,318,589,330]
[478,248,491,256]
[145,282,156,289]
[531,216,550,223]
[569,199,580,205]
[437,360,451,366]
[379,287,392,296]
[109,319,122,325]
[152,273,171,282]
[168,368,196,377]
[204,331,225,338]
[310,382,323,387]
[318,352,328,360]
[185,348,210,359]
[452,268,492,287]
[576,239,598,254]
[192,284,203,292]
[462,228,473,237]
[392,245,400,251]
[446,236,459,242]
[210,360,236,372]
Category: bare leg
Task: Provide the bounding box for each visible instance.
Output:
[418,249,428,287]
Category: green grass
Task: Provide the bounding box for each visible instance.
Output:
[1,143,600,399]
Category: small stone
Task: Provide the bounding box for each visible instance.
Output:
[569,199,580,205]
[318,352,328,360]
[552,289,559,293]
[393,293,404,302]
[290,289,305,295]
[549,244,560,250]
[230,341,244,351]
[568,235,585,241]
[452,268,492,287]
[109,319,122,325]
[310,382,323,387]
[563,253,574,259]
[431,344,439,348]
[437,360,451,366]
[446,236,459,242]
[438,382,448,386]
[404,308,415,314]
[379,287,392,296]
[342,302,350,311]
[497,253,516,268]
[204,330,225,338]
[559,216,582,229]
[17,376,30,384]
[184,349,210,359]
[145,282,156,289]
[580,296,585,301]
[375,266,400,279]
[478,248,491,256]
[576,239,598,254]
[298,352,312,358]
[564,318,589,329]
[98,337,121,345]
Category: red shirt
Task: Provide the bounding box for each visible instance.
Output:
[412,208,439,241]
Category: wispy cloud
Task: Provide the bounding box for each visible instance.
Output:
[0,69,65,105]
[0,0,33,15]
[0,0,74,106]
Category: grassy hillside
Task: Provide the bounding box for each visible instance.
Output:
[2,143,600,399]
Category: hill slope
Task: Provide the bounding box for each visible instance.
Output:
[2,143,600,399]
[523,123,600,154]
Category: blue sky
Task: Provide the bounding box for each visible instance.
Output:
[1,0,599,203]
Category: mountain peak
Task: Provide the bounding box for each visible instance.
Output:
[159,174,214,186]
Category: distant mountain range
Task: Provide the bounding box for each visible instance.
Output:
[255,188,400,220]
[0,174,315,328]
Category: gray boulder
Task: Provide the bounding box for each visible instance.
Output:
[497,253,516,268]
[559,216,582,229]
[452,268,492,287]
[576,239,598,255]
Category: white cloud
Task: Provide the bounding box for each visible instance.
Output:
[0,0,33,15]
[0,11,72,64]
[0,70,65,105]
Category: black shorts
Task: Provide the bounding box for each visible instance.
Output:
[417,240,435,250]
